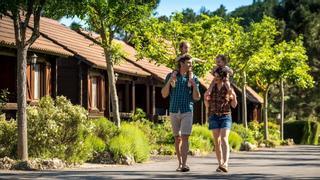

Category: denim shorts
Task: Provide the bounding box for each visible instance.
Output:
[208,114,232,130]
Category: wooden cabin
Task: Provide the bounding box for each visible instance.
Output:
[0,15,263,124]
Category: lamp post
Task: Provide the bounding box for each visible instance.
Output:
[30,53,37,65]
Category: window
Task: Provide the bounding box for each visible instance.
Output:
[27,63,51,101]
[89,75,105,112]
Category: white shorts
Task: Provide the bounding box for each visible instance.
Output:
[169,111,193,136]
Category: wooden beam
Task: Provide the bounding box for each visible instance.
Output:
[3,103,18,110]
[205,105,208,124]
[132,81,136,112]
[146,85,150,114]
[125,83,130,112]
[201,100,204,125]
[78,63,83,106]
[152,86,156,115]
[105,73,110,118]
[53,59,58,98]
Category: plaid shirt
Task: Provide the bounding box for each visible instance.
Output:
[208,83,231,116]
[165,72,200,113]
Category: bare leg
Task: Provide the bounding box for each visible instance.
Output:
[213,129,223,166]
[181,135,189,167]
[174,136,182,168]
[220,128,230,166]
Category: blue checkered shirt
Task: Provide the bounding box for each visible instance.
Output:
[165,73,200,113]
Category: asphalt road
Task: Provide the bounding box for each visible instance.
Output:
[0,145,319,179]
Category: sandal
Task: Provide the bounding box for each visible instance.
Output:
[181,165,190,172]
[216,166,222,172]
[176,166,182,172]
[218,165,228,173]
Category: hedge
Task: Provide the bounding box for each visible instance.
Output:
[284,120,320,145]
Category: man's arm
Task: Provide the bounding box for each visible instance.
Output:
[191,78,201,101]
[161,74,172,98]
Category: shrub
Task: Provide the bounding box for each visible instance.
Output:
[248,121,264,143]
[0,89,9,114]
[229,131,243,151]
[248,121,280,146]
[27,96,96,163]
[129,109,174,156]
[91,117,118,145]
[191,124,213,143]
[264,122,281,146]
[157,144,175,155]
[189,135,212,154]
[109,123,150,163]
[152,118,174,145]
[131,108,148,122]
[232,123,256,145]
[0,118,17,158]
[284,120,320,145]
[190,124,213,154]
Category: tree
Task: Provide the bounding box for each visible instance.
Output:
[132,13,245,77]
[0,0,47,161]
[181,8,197,23]
[132,14,283,129]
[230,0,320,120]
[230,0,278,26]
[211,5,227,18]
[77,0,157,127]
[275,0,320,119]
[248,37,313,140]
[228,16,279,129]
[0,0,84,161]
[276,37,314,140]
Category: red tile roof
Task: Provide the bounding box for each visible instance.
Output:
[30,16,150,77]
[0,16,72,57]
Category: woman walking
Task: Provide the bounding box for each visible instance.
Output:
[204,56,237,173]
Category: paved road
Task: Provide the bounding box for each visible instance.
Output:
[0,145,319,179]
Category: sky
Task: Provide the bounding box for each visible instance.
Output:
[60,0,253,26]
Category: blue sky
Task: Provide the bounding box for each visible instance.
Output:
[60,0,253,26]
[156,0,253,16]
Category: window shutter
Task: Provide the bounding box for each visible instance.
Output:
[88,76,92,109]
[45,65,52,96]
[26,64,32,100]
[97,76,101,110]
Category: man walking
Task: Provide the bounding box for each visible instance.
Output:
[161,54,201,172]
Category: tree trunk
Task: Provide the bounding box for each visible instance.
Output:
[280,78,284,141]
[17,46,28,161]
[105,51,121,128]
[263,88,269,140]
[242,71,248,128]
